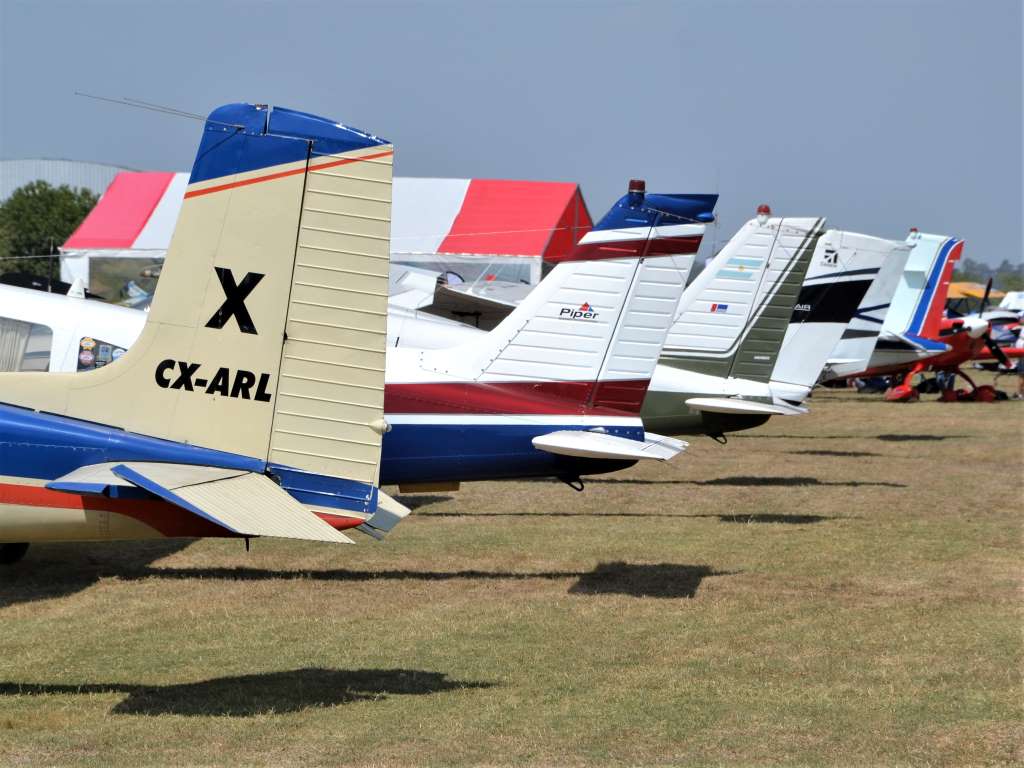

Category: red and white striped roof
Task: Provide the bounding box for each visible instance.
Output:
[62,172,188,253]
[63,172,592,261]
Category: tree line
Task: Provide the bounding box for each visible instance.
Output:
[0,181,98,279]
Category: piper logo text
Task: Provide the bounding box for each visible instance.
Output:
[560,302,599,320]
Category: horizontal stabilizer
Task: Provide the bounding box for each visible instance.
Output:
[46,462,246,495]
[895,332,949,353]
[421,282,523,331]
[355,489,411,540]
[47,462,353,543]
[684,397,808,416]
[532,430,687,461]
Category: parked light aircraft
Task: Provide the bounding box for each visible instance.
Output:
[1,164,706,564]
[823,230,1021,400]
[0,281,144,374]
[640,219,904,436]
[389,209,911,439]
[0,103,408,564]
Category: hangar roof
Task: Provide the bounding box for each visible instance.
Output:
[63,172,592,261]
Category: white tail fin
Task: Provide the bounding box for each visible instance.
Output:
[0,104,393,488]
[882,231,964,342]
[771,230,909,390]
[660,216,826,382]
[823,235,913,380]
[401,253,694,412]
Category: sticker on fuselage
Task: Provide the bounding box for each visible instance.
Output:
[77,336,120,371]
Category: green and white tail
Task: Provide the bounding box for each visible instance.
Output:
[659,215,826,380]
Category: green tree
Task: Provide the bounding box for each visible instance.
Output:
[994,258,1024,292]
[953,255,1024,293]
[0,180,98,279]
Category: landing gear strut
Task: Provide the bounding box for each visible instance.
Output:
[0,543,29,565]
[884,363,925,402]
[888,364,1003,403]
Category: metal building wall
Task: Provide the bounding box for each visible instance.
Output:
[0,158,135,200]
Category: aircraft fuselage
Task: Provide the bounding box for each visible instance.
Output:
[0,402,639,543]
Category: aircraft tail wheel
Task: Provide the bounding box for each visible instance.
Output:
[884,384,918,402]
[0,543,29,565]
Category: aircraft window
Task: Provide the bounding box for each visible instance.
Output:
[0,317,53,372]
[77,336,127,372]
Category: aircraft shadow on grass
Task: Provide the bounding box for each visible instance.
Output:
[0,667,493,717]
[393,494,452,512]
[567,562,731,598]
[419,509,847,525]
[2,544,730,605]
[784,449,882,457]
[122,561,730,598]
[572,475,905,488]
[0,539,192,610]
[731,433,953,442]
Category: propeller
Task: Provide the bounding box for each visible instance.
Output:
[983,331,1011,368]
[976,278,1013,366]
[979,277,993,316]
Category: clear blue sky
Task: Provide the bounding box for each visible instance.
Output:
[1,0,1020,266]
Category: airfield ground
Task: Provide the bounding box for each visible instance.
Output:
[1,375,1021,767]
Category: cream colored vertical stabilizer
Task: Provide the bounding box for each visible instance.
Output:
[0,104,394,484]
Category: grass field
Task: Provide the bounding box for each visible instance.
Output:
[1,380,1022,767]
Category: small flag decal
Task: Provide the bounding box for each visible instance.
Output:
[710,303,729,313]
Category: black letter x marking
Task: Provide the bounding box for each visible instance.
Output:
[205,267,265,334]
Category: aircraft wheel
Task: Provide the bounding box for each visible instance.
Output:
[884,384,918,402]
[0,543,29,565]
[973,385,998,403]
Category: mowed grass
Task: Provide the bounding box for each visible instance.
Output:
[1,379,1021,767]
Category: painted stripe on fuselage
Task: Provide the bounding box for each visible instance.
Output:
[380,421,644,485]
[0,481,366,539]
[385,414,639,426]
[383,380,650,416]
[184,149,394,199]
[569,236,702,261]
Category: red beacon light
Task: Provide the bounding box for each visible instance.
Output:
[909,226,920,240]
[756,203,771,225]
[627,178,646,206]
